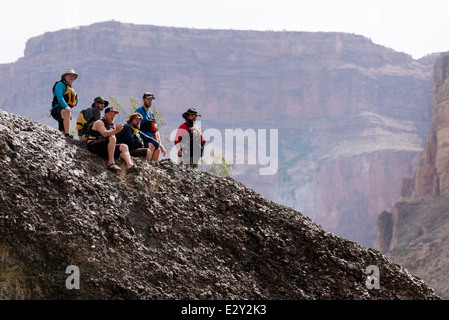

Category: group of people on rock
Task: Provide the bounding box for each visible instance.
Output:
[51,68,206,174]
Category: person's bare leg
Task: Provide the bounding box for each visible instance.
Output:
[146,145,160,161]
[119,144,134,169]
[107,136,120,169]
[61,108,72,135]
[145,148,152,160]
[152,148,160,161]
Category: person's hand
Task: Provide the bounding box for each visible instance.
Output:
[177,149,182,157]
[160,145,167,156]
[115,123,124,133]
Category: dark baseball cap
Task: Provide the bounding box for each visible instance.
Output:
[104,107,119,114]
[143,92,156,99]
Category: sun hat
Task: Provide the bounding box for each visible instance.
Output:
[92,96,109,107]
[182,107,201,119]
[61,68,78,80]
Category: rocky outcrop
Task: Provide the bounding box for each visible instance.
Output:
[377,196,449,298]
[377,211,393,253]
[0,109,440,299]
[407,53,449,198]
[377,52,449,298]
[0,21,436,248]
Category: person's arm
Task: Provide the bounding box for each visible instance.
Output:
[139,131,160,148]
[94,120,123,137]
[174,124,189,156]
[154,131,161,143]
[54,82,70,109]
[197,126,206,147]
[174,124,189,146]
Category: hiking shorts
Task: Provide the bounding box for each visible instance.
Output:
[51,107,72,131]
[87,137,121,159]
[130,148,149,158]
[78,129,88,142]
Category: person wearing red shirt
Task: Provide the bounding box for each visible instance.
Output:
[174,108,206,167]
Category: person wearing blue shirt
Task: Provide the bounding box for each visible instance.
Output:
[51,68,78,138]
[135,92,163,159]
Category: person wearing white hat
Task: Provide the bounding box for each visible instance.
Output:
[50,68,79,138]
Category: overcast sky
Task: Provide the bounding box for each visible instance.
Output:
[1,0,448,63]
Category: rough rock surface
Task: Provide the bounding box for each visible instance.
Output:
[0,109,439,300]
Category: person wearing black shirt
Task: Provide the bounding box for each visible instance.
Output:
[115,113,166,161]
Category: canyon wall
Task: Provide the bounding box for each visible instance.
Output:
[377,52,449,298]
[0,21,433,124]
[0,21,436,247]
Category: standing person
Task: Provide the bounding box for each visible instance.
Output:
[115,113,166,161]
[86,107,141,174]
[174,108,206,167]
[76,96,109,142]
[51,68,79,138]
[135,92,162,144]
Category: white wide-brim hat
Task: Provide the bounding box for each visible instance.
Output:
[61,68,78,80]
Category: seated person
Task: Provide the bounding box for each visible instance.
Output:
[115,113,166,161]
[86,107,141,173]
[77,96,108,142]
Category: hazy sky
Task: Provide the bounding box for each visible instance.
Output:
[1,0,448,63]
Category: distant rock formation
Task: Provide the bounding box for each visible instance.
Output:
[0,21,434,124]
[0,109,439,299]
[0,21,437,247]
[377,52,449,298]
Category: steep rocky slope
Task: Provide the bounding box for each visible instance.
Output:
[377,52,449,298]
[0,109,439,300]
[0,21,436,248]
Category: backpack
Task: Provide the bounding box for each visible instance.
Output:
[76,109,95,131]
[179,122,204,163]
[76,109,97,141]
[139,107,158,133]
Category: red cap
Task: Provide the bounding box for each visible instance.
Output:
[104,107,119,114]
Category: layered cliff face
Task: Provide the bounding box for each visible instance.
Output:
[0,109,440,299]
[0,21,433,124]
[377,52,449,298]
[0,21,435,247]
[408,53,449,198]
